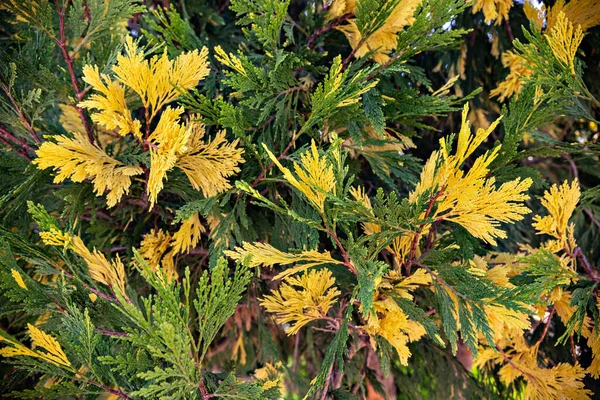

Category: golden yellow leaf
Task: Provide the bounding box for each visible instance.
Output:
[224,241,342,280]
[260,269,340,335]
[11,269,27,290]
[34,132,143,208]
[176,119,245,198]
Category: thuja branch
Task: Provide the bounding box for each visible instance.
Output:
[0,124,36,158]
[53,0,95,144]
[533,306,555,346]
[251,135,296,187]
[405,188,445,275]
[307,13,354,49]
[76,375,133,400]
[417,262,473,303]
[325,226,357,275]
[572,247,599,282]
[495,345,539,384]
[0,82,41,144]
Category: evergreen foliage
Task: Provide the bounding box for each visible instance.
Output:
[1,0,600,398]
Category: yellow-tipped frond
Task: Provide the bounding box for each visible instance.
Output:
[34,132,143,208]
[11,269,27,290]
[171,213,205,254]
[363,297,426,365]
[27,324,71,368]
[147,107,191,208]
[410,104,532,245]
[138,229,177,280]
[264,140,335,213]
[490,51,534,101]
[472,0,514,25]
[41,230,128,297]
[79,65,142,138]
[176,120,245,198]
[214,46,247,77]
[0,324,72,368]
[139,229,172,268]
[225,242,342,279]
[336,0,422,63]
[532,179,580,252]
[546,12,584,75]
[546,0,600,32]
[260,269,340,335]
[112,36,209,116]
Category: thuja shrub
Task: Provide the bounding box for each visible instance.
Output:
[0,0,600,398]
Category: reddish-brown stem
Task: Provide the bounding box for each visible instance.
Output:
[341,36,367,70]
[326,228,357,275]
[573,247,599,282]
[199,378,210,400]
[78,376,133,400]
[0,82,41,143]
[365,50,404,81]
[405,188,445,275]
[55,265,121,303]
[570,335,578,363]
[250,138,296,187]
[95,328,128,337]
[0,125,36,154]
[495,345,538,383]
[307,13,354,49]
[534,307,555,346]
[0,135,31,161]
[320,361,335,400]
[54,0,95,144]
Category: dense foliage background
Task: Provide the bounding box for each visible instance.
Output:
[0,0,600,398]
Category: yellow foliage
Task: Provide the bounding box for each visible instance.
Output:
[76,37,230,209]
[254,362,285,395]
[80,65,142,138]
[547,12,584,75]
[111,36,209,118]
[177,119,245,198]
[476,344,592,399]
[410,104,532,245]
[546,0,600,32]
[532,179,580,253]
[171,213,205,255]
[147,107,191,208]
[41,229,128,298]
[34,132,143,208]
[214,46,247,77]
[265,140,336,213]
[325,0,355,22]
[390,268,431,300]
[11,269,27,290]
[225,241,342,280]
[40,228,72,247]
[0,324,71,368]
[523,1,545,30]
[138,229,177,281]
[59,104,115,148]
[472,0,514,25]
[335,0,422,63]
[139,229,172,268]
[260,269,340,335]
[490,51,534,102]
[587,330,600,378]
[363,297,426,365]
